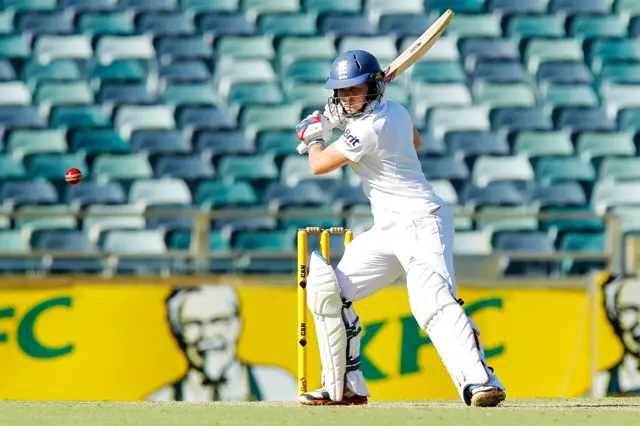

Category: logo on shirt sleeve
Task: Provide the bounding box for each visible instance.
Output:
[343,129,360,147]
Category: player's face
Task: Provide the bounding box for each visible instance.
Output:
[337,84,369,114]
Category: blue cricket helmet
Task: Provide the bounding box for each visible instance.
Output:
[325,50,385,90]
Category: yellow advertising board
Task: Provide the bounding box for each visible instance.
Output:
[0,276,633,401]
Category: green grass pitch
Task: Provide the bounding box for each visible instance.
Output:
[1,399,639,426]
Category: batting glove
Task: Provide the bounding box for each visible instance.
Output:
[324,103,347,131]
[295,110,332,144]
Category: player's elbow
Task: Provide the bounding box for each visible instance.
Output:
[310,163,327,175]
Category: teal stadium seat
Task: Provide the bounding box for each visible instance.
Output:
[21,60,82,84]
[428,0,486,13]
[364,0,424,23]
[95,36,155,63]
[513,131,574,158]
[1,0,56,11]
[240,104,300,136]
[8,129,67,155]
[453,230,493,255]
[280,155,343,186]
[35,81,94,106]
[541,84,599,109]
[525,39,584,74]
[472,156,534,186]
[217,154,279,182]
[50,105,112,129]
[195,181,258,207]
[70,130,130,154]
[474,83,537,108]
[410,61,466,83]
[180,0,239,12]
[535,157,596,184]
[427,106,491,139]
[214,58,276,96]
[444,14,502,38]
[258,13,317,36]
[338,36,398,64]
[215,36,274,60]
[256,130,299,156]
[34,35,93,63]
[601,83,640,113]
[90,60,147,82]
[92,154,154,180]
[0,12,13,33]
[576,132,636,159]
[103,230,166,254]
[129,178,193,206]
[77,12,135,35]
[0,230,29,254]
[114,105,176,139]
[26,154,89,180]
[588,39,640,73]
[592,181,640,214]
[399,36,459,62]
[599,158,640,182]
[163,82,218,106]
[600,63,640,84]
[0,154,27,178]
[0,82,31,105]
[284,60,332,83]
[615,0,640,14]
[277,37,337,70]
[476,206,539,233]
[303,0,361,13]
[283,82,330,109]
[0,35,30,59]
[243,0,300,16]
[570,15,626,39]
[506,15,565,40]
[228,82,284,107]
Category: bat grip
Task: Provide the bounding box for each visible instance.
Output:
[296,142,308,154]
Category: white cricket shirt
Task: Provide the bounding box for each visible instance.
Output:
[334,95,444,228]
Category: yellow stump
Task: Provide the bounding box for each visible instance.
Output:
[297,227,352,397]
[297,230,308,395]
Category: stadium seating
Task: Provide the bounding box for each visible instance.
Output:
[0,0,631,276]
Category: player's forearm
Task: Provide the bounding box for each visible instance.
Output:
[308,144,328,175]
[308,143,350,175]
[413,127,421,150]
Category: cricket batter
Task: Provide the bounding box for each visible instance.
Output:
[294,50,506,407]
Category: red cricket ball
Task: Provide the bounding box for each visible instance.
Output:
[65,168,83,185]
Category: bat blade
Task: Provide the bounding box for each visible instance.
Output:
[383,9,454,83]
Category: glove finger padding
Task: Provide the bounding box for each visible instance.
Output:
[296,110,332,144]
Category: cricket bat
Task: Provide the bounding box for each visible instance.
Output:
[296,9,455,154]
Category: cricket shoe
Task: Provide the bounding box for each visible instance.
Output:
[467,385,506,407]
[298,386,368,406]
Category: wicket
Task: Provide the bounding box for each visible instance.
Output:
[297,226,353,396]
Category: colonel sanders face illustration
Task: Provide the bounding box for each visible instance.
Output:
[604,276,640,358]
[167,286,242,382]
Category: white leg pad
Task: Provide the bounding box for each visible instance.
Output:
[407,266,490,396]
[307,251,346,401]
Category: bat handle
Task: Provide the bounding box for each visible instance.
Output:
[296,142,308,154]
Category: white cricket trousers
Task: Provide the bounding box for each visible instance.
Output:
[335,203,456,302]
[328,203,504,401]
